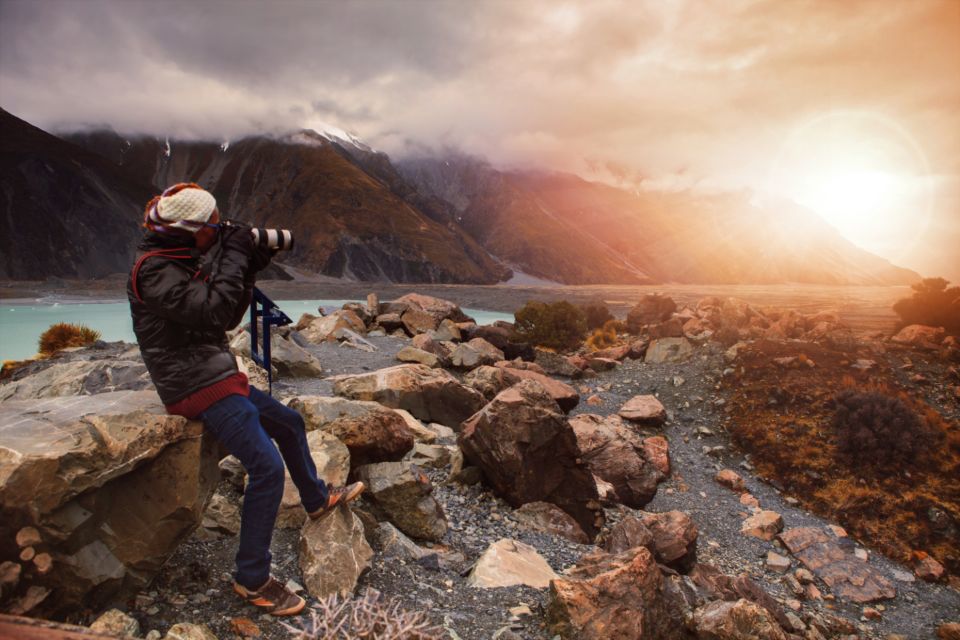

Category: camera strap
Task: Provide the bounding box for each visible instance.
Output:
[130,248,197,303]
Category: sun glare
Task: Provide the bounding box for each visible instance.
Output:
[797,170,901,234]
[768,111,932,256]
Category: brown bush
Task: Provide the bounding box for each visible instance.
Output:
[38,322,101,356]
[514,301,586,351]
[580,301,614,330]
[829,389,939,468]
[893,277,960,333]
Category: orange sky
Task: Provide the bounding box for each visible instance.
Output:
[1,0,958,278]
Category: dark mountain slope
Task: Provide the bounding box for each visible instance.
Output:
[67,130,507,283]
[0,109,151,279]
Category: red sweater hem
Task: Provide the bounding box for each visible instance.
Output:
[165,372,250,419]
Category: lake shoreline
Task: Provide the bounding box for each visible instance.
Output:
[1,278,908,332]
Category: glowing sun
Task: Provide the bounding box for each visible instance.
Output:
[768,111,931,254]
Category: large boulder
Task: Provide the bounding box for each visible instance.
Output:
[396,346,441,368]
[332,364,485,428]
[299,310,366,343]
[459,380,601,537]
[401,308,439,335]
[299,505,373,599]
[568,414,666,509]
[534,348,582,378]
[355,462,447,541]
[626,294,677,332]
[0,391,219,617]
[272,430,351,529]
[0,359,151,401]
[463,365,511,401]
[547,547,681,640]
[231,331,322,377]
[286,396,414,466]
[637,511,698,572]
[394,293,471,323]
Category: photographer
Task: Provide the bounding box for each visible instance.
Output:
[128,183,363,617]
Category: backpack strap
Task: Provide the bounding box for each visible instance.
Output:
[131,248,195,303]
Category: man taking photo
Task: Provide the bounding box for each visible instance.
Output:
[128,183,363,617]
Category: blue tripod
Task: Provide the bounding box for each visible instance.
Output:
[249,287,292,395]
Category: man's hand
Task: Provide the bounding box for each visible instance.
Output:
[249,244,276,273]
[220,224,254,253]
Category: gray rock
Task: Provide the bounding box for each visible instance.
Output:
[355,462,447,541]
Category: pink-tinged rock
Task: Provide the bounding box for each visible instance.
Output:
[569,414,667,509]
[627,340,649,359]
[586,394,602,406]
[778,527,896,603]
[914,555,945,582]
[567,355,591,371]
[642,436,670,476]
[401,308,439,335]
[590,344,631,361]
[740,493,760,509]
[741,511,783,541]
[618,395,667,426]
[547,547,679,640]
[937,622,960,640]
[495,359,546,375]
[493,363,581,412]
[692,599,787,640]
[636,510,698,573]
[892,324,946,349]
[586,357,618,371]
[716,469,746,493]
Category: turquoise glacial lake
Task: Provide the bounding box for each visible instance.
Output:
[0,298,514,362]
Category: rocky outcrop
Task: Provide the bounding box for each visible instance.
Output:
[286,396,414,466]
[468,539,558,589]
[568,414,666,509]
[0,391,219,616]
[332,364,485,428]
[0,359,151,401]
[778,527,896,603]
[459,380,601,537]
[547,547,680,640]
[299,505,373,598]
[355,462,447,541]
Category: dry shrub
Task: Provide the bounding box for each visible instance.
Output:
[586,320,620,350]
[38,322,100,356]
[282,589,444,640]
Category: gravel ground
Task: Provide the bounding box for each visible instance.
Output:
[35,327,955,639]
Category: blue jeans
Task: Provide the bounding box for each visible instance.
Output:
[200,386,329,590]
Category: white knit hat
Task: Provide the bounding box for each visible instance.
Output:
[147,184,217,233]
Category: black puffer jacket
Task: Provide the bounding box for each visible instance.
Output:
[127,230,253,405]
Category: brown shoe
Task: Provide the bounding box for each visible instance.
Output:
[233,576,306,616]
[308,481,365,520]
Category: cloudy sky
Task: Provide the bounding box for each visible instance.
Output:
[1,0,958,279]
